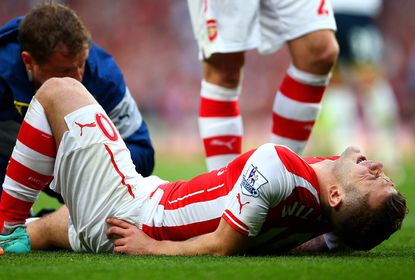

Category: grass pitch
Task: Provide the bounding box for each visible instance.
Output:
[2,153,414,280]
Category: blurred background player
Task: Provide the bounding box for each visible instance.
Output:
[0,2,155,204]
[187,0,339,171]
[317,0,403,179]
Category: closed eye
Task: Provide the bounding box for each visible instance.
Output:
[379,175,394,185]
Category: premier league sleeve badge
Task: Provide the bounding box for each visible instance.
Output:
[240,164,268,197]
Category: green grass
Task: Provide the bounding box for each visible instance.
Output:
[1,249,414,280]
[4,152,415,279]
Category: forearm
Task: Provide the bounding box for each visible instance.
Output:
[147,233,229,256]
[107,218,248,256]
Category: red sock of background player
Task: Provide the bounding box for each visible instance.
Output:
[199,80,243,171]
[270,64,330,154]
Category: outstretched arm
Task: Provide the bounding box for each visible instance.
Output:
[106,217,249,256]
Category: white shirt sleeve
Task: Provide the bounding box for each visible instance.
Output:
[223,143,292,236]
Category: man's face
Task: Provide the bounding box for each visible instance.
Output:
[334,146,397,209]
[22,44,89,89]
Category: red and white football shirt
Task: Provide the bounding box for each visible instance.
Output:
[140,143,335,253]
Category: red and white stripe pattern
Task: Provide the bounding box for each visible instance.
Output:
[223,208,249,235]
[0,98,55,232]
[270,65,330,154]
[199,80,243,171]
[141,170,235,240]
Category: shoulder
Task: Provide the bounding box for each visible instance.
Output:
[241,144,285,175]
[0,18,31,98]
[250,144,320,197]
[0,17,22,42]
[86,43,122,75]
[273,145,319,186]
[0,17,22,71]
[84,42,125,87]
[83,43,126,108]
[252,144,307,176]
[244,143,298,170]
[88,44,113,62]
[242,144,293,190]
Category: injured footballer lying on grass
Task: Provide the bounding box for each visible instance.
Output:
[0,77,408,255]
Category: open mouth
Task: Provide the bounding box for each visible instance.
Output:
[356,155,367,164]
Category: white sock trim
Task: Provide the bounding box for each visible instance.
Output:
[287,64,331,86]
[201,80,241,101]
[24,97,52,135]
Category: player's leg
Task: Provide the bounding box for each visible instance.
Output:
[270,30,338,154]
[42,78,144,253]
[187,0,260,171]
[258,0,337,154]
[0,77,95,253]
[200,53,244,171]
[27,205,71,250]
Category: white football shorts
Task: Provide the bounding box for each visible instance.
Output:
[49,104,166,253]
[188,0,337,58]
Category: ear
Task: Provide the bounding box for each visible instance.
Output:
[328,185,344,209]
[21,51,33,70]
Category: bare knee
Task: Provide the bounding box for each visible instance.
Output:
[203,52,245,88]
[36,77,77,101]
[34,77,97,122]
[35,77,93,106]
[289,30,339,74]
[310,35,339,70]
